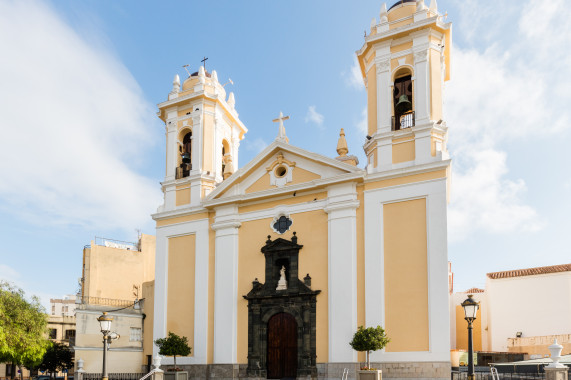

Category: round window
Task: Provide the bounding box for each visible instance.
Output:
[275,165,287,178]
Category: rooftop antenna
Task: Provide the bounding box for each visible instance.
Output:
[222,78,234,87]
[182,64,192,77]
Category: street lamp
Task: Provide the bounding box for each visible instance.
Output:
[97,312,113,380]
[461,295,479,380]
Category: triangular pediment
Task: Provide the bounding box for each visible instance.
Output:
[204,140,364,204]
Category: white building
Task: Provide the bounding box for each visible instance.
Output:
[451,263,571,358]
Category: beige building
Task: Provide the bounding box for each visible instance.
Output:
[74,234,155,374]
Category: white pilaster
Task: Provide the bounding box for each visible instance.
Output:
[212,205,241,363]
[192,111,203,173]
[412,33,431,125]
[375,42,392,134]
[165,111,178,182]
[324,183,359,362]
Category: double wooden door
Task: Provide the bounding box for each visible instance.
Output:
[267,312,298,379]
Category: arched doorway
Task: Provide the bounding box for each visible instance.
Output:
[267,312,297,379]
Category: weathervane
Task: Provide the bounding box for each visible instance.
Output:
[182,64,191,77]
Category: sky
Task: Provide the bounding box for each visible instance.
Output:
[0,0,570,308]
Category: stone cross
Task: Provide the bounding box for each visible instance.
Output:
[272,111,290,143]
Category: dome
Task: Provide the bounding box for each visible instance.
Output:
[388,0,416,11]
[181,70,212,91]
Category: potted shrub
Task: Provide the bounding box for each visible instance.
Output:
[155,332,191,380]
[349,326,390,380]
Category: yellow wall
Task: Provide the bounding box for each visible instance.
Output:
[245,167,321,194]
[391,41,413,54]
[156,212,209,228]
[384,199,429,352]
[238,192,328,214]
[236,210,329,364]
[82,235,155,301]
[367,66,377,137]
[142,280,155,357]
[455,306,482,351]
[387,5,415,22]
[392,140,415,163]
[365,169,446,191]
[167,234,195,355]
[175,185,191,206]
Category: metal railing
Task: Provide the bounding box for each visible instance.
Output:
[451,371,546,380]
[83,374,144,380]
[76,296,135,308]
[391,111,415,131]
[94,237,139,251]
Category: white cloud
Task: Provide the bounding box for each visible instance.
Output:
[448,149,542,242]
[0,1,162,232]
[344,56,365,90]
[244,137,268,153]
[356,106,367,135]
[446,0,571,240]
[0,264,21,283]
[305,106,324,129]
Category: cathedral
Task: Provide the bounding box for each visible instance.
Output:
[149,0,452,378]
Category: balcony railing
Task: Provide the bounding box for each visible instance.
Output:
[76,296,135,308]
[391,111,415,131]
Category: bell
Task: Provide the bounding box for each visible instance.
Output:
[395,94,412,115]
[181,152,191,163]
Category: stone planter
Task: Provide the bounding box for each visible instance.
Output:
[357,369,382,380]
[164,371,188,380]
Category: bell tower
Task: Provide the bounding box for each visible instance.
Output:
[357,0,451,172]
[157,66,247,211]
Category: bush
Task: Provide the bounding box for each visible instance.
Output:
[349,326,390,369]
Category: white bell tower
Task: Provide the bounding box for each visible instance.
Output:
[156,65,247,212]
[357,0,451,173]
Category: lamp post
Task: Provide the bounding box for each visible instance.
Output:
[461,295,479,380]
[97,312,113,380]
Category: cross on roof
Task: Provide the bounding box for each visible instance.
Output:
[272,111,290,143]
[201,56,208,70]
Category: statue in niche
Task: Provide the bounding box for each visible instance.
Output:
[276,265,287,290]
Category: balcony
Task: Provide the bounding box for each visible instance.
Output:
[391,111,415,131]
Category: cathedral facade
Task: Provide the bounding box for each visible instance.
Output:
[150,1,452,378]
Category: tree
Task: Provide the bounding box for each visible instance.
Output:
[38,342,73,378]
[349,325,390,369]
[154,332,191,369]
[0,282,50,379]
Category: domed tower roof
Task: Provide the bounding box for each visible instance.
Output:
[388,0,416,11]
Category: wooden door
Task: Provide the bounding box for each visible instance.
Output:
[267,312,297,379]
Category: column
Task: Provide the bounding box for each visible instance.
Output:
[165,114,178,182]
[412,46,430,125]
[211,205,241,363]
[324,183,360,362]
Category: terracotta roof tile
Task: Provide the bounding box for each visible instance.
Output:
[487,264,571,279]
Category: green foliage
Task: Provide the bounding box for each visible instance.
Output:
[154,332,191,367]
[349,325,390,353]
[349,325,390,368]
[38,342,73,375]
[0,282,50,366]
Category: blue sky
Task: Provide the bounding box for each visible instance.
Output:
[0,0,570,307]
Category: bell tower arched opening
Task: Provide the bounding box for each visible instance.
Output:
[392,68,414,131]
[176,129,192,179]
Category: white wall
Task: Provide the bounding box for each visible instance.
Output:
[487,272,571,352]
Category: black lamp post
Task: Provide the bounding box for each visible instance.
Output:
[461,295,479,380]
[97,312,113,380]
